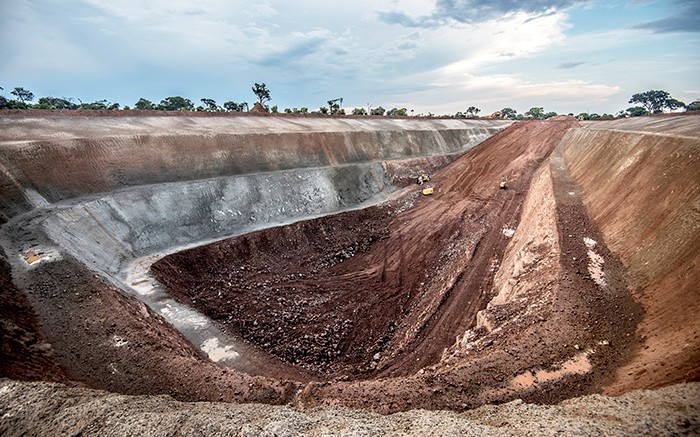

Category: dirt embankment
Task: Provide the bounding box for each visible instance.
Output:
[0,251,66,383]
[560,119,700,393]
[4,251,299,404]
[1,114,697,423]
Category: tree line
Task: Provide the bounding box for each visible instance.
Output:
[1,84,698,119]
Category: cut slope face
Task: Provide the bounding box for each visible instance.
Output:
[0,115,504,221]
[0,112,697,418]
[560,116,700,393]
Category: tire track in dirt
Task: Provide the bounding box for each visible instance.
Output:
[377,119,577,377]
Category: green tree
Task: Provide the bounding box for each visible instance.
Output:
[500,108,517,119]
[352,107,367,115]
[223,101,247,112]
[327,98,343,115]
[284,107,309,114]
[525,107,545,119]
[134,98,155,110]
[466,106,480,117]
[35,97,78,110]
[11,87,34,103]
[78,99,113,110]
[318,106,329,114]
[665,98,686,111]
[687,100,700,111]
[543,111,558,119]
[624,106,649,117]
[200,98,218,111]
[629,90,686,113]
[370,106,385,116]
[252,83,271,105]
[158,96,194,111]
[387,107,408,116]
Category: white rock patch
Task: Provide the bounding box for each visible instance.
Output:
[583,237,606,288]
[502,228,516,238]
[201,337,240,362]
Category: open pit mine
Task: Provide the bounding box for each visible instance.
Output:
[1,111,698,435]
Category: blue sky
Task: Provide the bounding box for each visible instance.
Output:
[1,0,698,115]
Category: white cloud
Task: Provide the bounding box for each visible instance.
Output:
[384,73,620,115]
[428,10,571,76]
[0,0,695,114]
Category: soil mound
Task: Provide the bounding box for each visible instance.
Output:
[2,379,698,436]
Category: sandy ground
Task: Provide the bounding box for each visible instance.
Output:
[1,379,698,436]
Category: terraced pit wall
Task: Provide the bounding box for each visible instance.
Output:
[0,116,508,277]
[0,116,504,216]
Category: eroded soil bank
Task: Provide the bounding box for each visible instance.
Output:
[1,114,698,425]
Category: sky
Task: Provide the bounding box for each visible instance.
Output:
[1,0,698,115]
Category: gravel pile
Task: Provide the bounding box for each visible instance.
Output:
[1,379,697,436]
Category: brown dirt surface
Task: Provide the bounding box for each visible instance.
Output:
[0,251,67,382]
[152,118,643,412]
[560,118,700,393]
[2,113,696,422]
[10,254,297,405]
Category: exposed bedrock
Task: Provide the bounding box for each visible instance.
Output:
[41,163,393,276]
[0,116,503,220]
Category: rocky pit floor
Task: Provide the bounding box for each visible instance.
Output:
[1,115,698,434]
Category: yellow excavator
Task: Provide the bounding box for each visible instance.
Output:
[499,176,508,190]
[417,173,433,195]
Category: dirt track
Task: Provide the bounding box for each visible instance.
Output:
[1,113,698,426]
